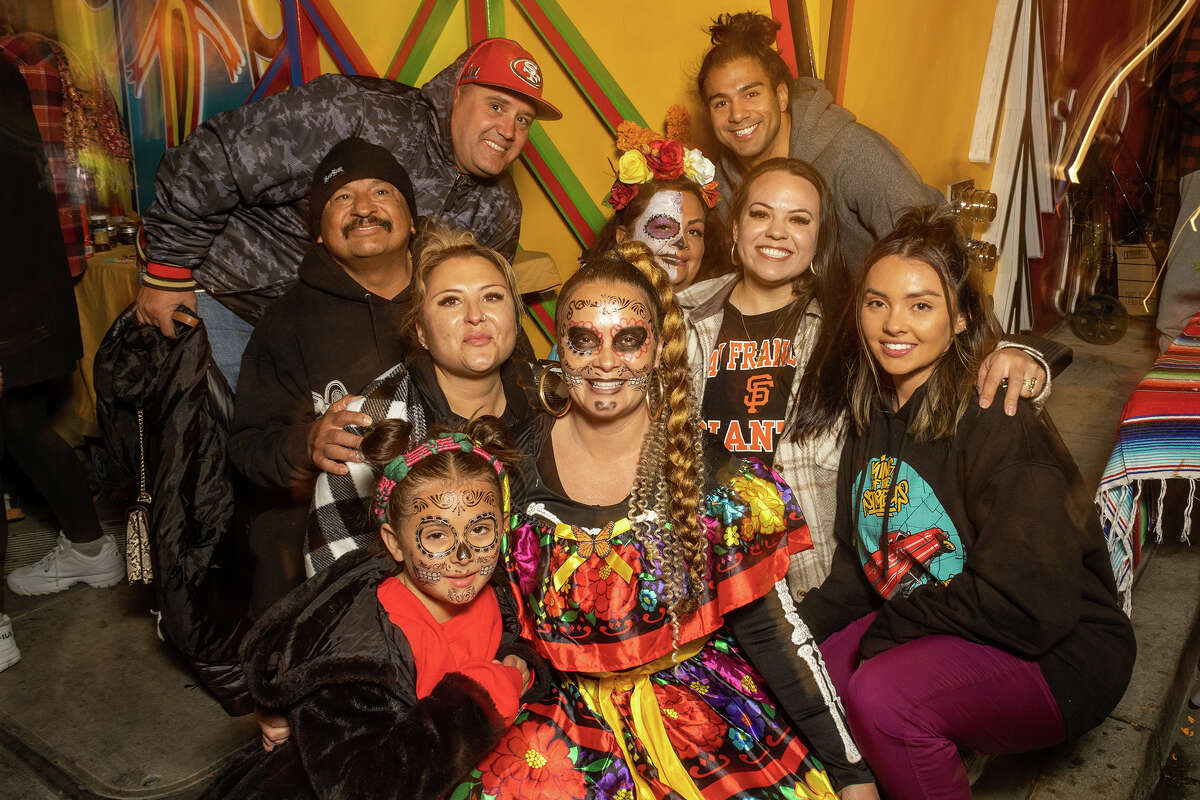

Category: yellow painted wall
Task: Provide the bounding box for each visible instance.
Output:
[839,0,998,196]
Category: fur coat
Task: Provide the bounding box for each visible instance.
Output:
[203,548,549,799]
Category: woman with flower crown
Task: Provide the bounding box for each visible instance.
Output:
[452,242,878,800]
[589,111,726,292]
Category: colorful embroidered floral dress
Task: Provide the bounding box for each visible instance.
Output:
[450,452,839,800]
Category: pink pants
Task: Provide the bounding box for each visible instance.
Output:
[818,612,1066,800]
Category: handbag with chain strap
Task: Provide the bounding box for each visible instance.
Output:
[124,408,154,583]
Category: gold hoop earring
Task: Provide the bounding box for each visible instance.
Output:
[808,260,818,277]
[644,370,666,419]
[537,363,572,418]
[730,240,740,267]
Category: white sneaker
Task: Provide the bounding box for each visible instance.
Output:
[0,614,19,672]
[6,533,125,596]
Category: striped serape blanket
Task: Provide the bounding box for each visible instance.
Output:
[1097,311,1200,613]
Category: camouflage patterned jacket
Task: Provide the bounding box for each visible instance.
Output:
[140,47,522,323]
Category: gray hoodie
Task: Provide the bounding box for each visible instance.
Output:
[714,78,942,275]
[141,47,522,323]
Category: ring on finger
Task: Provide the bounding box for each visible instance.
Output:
[1022,377,1038,392]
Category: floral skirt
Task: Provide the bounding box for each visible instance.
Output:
[449,632,836,800]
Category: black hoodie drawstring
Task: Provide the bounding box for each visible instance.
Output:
[853,406,921,596]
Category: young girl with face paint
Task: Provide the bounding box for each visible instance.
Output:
[797,207,1134,800]
[204,418,547,800]
[453,242,879,800]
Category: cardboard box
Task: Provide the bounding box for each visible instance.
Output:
[1118,286,1158,316]
[1114,244,1156,265]
[1118,261,1158,282]
[1119,296,1157,316]
[1114,243,1160,316]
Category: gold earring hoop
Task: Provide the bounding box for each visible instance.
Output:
[808,259,818,277]
[537,363,572,418]
[644,370,666,419]
[730,240,740,267]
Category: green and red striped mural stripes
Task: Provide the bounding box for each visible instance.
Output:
[387,0,459,82]
[467,0,506,42]
[512,0,645,132]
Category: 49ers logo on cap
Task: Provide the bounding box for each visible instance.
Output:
[510,58,543,89]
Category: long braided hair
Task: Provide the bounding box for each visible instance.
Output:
[558,241,708,625]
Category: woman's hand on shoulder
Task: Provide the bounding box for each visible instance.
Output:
[976,347,1046,416]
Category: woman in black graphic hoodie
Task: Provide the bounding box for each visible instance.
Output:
[798,206,1134,800]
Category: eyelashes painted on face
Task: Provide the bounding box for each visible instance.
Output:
[565,321,602,357]
[611,322,650,358]
[413,515,499,559]
[643,213,681,241]
[562,321,651,360]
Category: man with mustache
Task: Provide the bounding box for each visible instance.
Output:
[228,138,419,615]
[135,38,560,390]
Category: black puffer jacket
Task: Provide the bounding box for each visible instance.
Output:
[203,549,550,800]
[94,309,252,713]
[140,43,522,322]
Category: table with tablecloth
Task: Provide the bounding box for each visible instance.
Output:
[50,245,138,445]
[1097,311,1200,613]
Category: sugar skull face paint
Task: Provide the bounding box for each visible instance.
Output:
[558,280,659,419]
[626,190,707,288]
[381,477,502,622]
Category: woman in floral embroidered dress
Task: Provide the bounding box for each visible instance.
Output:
[452,242,878,800]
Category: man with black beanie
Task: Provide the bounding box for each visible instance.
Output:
[227,137,417,615]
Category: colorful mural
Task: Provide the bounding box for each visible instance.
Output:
[125,0,246,147]
[116,0,254,212]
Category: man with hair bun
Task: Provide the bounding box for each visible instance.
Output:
[699,11,942,275]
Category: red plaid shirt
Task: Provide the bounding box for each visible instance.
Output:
[0,34,86,278]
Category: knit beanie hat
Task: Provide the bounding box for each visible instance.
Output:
[308,137,418,239]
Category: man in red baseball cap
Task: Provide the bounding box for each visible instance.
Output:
[451,38,562,179]
[135,37,560,390]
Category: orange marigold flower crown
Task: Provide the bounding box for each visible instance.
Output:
[605,107,719,212]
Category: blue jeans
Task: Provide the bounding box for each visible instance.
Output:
[196,292,254,393]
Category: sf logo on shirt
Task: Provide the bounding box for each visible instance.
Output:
[744,374,774,414]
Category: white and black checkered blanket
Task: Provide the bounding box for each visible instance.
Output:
[303,362,427,576]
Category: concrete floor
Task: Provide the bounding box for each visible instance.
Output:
[0,313,1168,798]
[1152,700,1200,799]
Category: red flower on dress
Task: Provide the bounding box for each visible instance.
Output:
[652,682,728,760]
[480,725,586,799]
[645,139,685,179]
[569,544,640,622]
